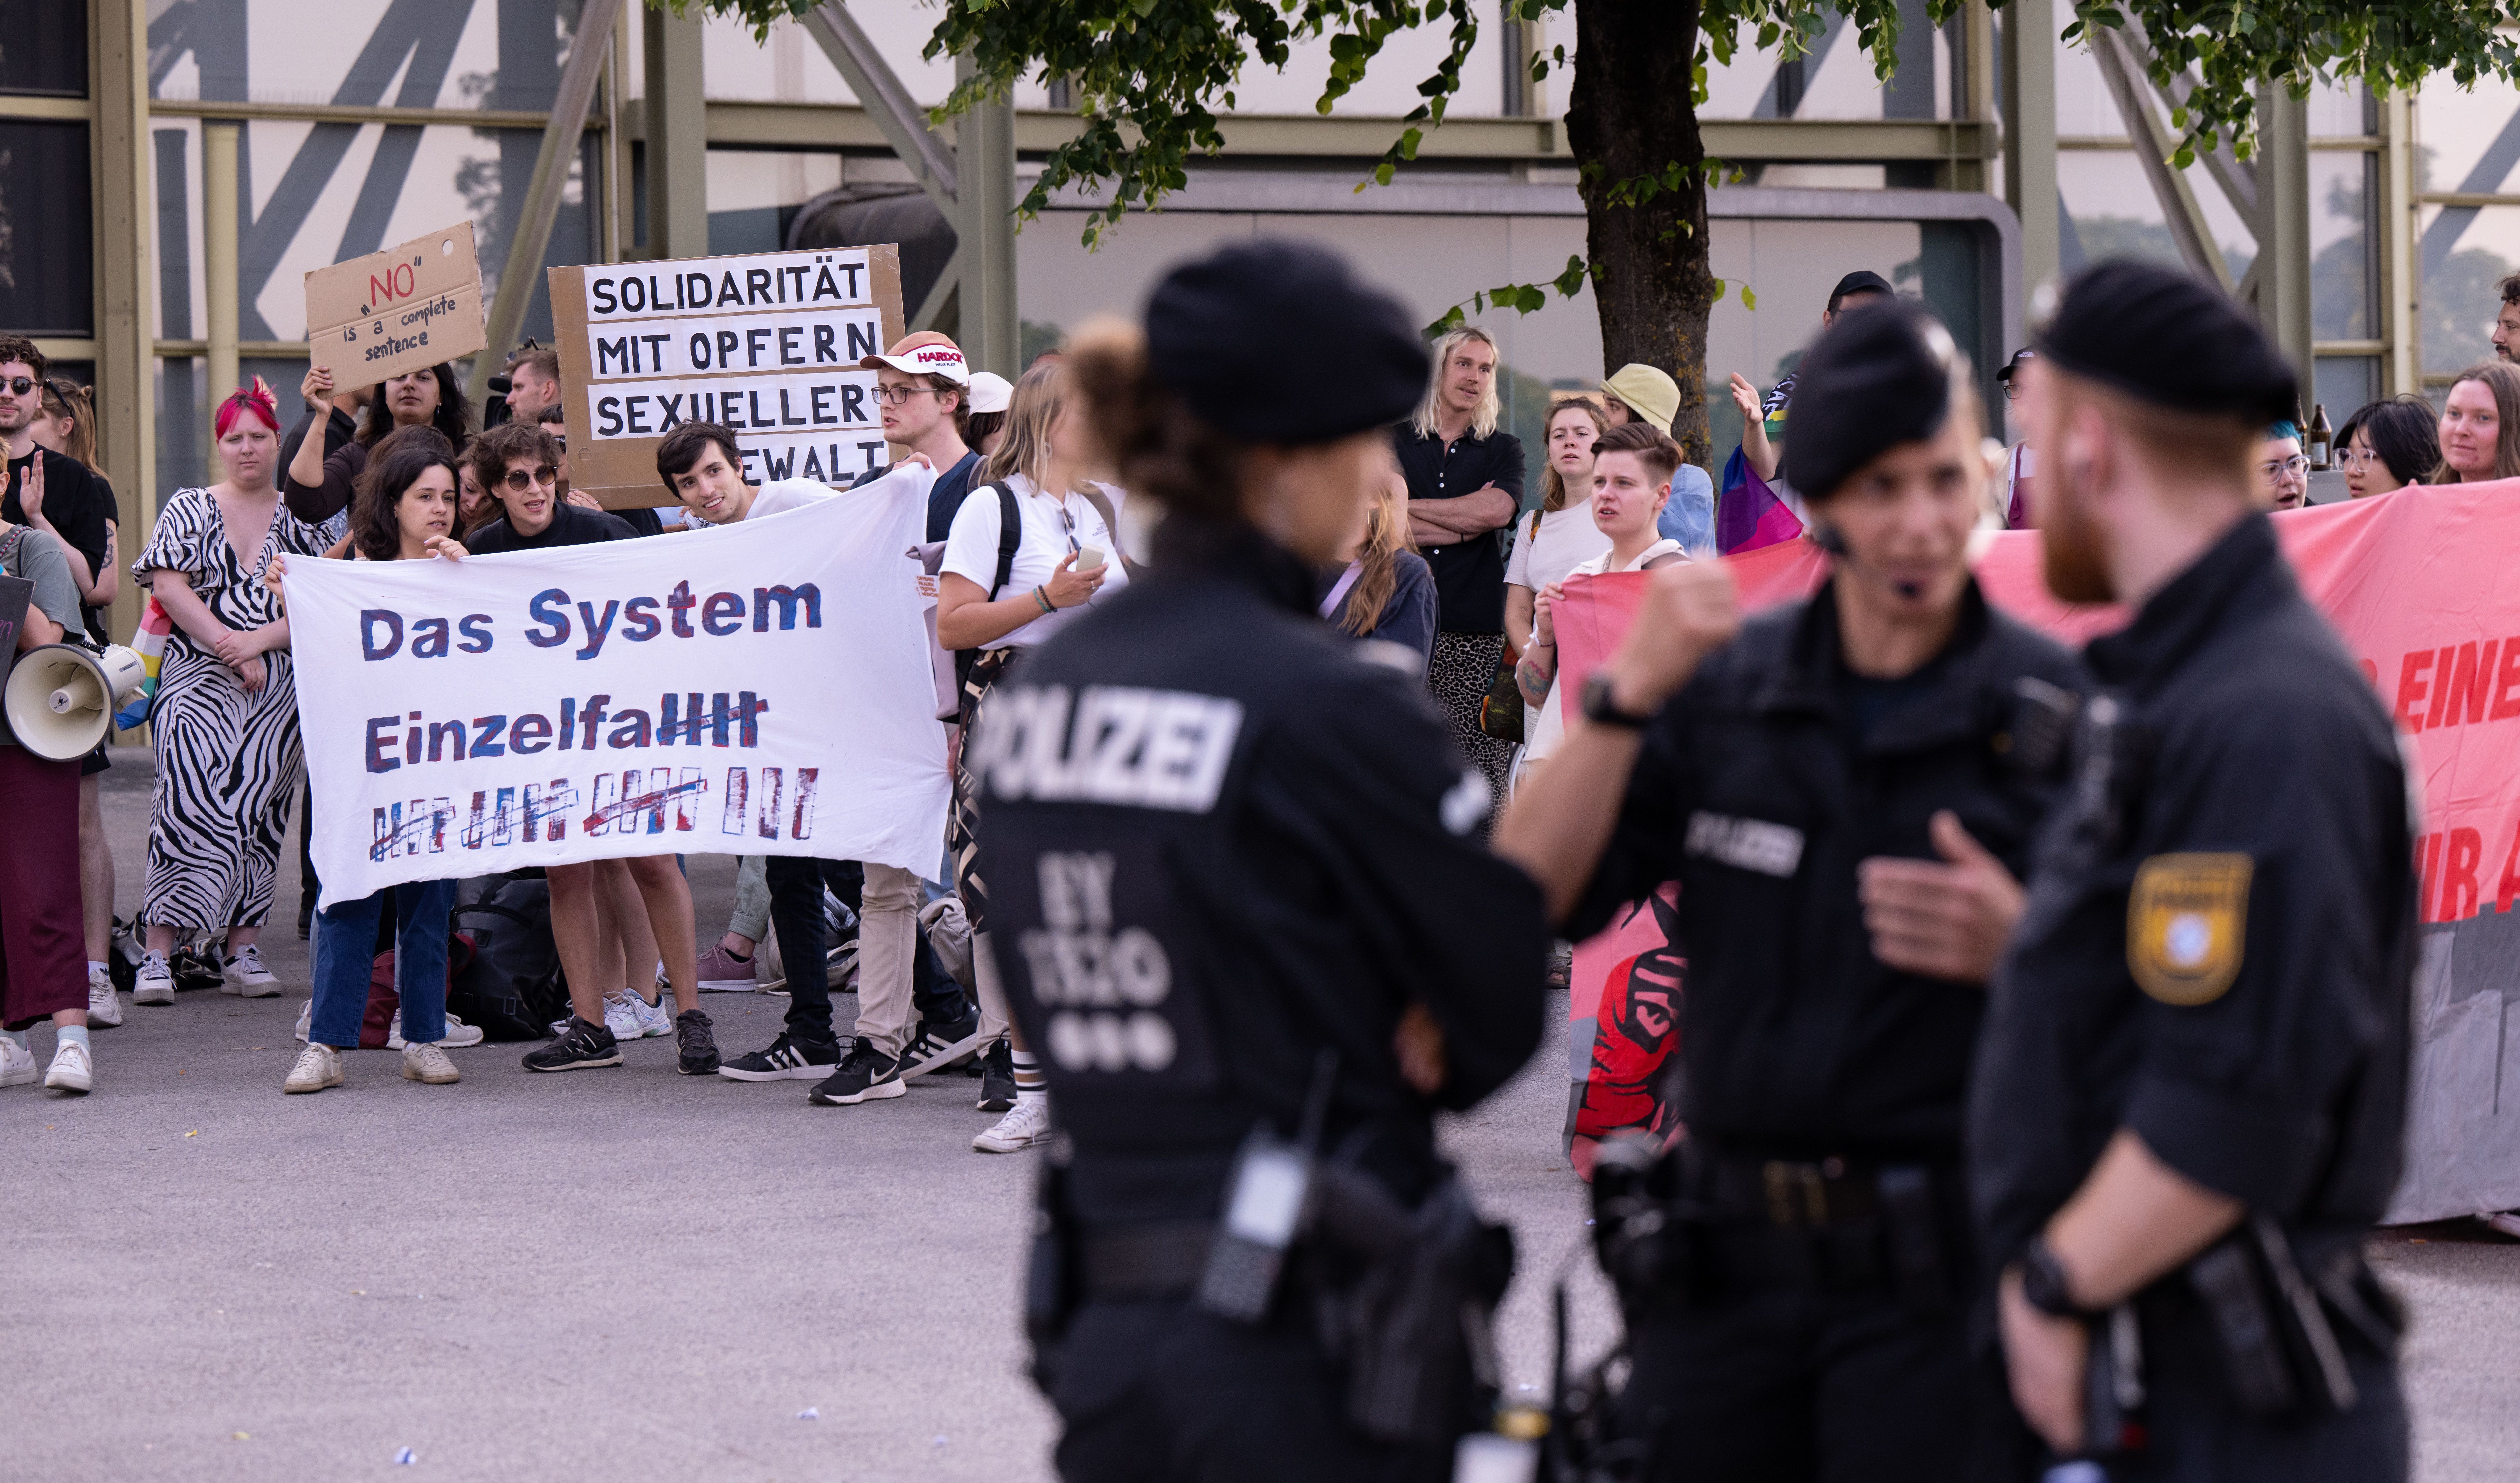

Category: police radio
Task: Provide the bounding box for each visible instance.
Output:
[1198,1049,1337,1322]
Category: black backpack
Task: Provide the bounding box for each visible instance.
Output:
[447,875,571,1040]
[954,480,1023,690]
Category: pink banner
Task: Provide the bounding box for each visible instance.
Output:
[1545,486,2520,1207]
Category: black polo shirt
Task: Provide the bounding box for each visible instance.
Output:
[1392,424,1523,635]
[1971,514,2414,1268]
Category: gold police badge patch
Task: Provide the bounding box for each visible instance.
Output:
[2127,853,2252,1006]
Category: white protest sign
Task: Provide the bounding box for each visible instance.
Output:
[551,247,905,508]
[282,467,947,908]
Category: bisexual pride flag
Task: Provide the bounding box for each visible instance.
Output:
[1714,446,1804,555]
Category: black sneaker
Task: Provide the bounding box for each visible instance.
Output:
[898,1009,983,1083]
[717,1032,841,1083]
[976,1037,1016,1112]
[808,1039,906,1105]
[675,1009,720,1076]
[523,1015,623,1072]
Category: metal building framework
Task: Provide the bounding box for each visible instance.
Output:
[36,0,2438,652]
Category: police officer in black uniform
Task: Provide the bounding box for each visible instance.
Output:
[972,240,1552,1481]
[1975,261,2413,1479]
[1498,302,2084,1481]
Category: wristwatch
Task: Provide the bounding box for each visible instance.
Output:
[2018,1234,2088,1319]
[1579,669,1655,730]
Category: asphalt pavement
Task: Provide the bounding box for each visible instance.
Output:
[6,750,2515,1480]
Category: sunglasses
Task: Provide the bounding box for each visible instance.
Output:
[500,464,559,493]
[4,377,34,397]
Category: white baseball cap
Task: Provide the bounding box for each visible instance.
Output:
[859,331,970,385]
[966,371,1013,415]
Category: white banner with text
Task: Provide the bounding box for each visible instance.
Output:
[284,467,948,907]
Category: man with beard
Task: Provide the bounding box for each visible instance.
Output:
[1498,300,2084,1482]
[1976,259,2413,1480]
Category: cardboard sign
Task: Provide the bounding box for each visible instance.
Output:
[306,223,488,386]
[551,247,906,510]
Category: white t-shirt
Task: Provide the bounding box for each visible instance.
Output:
[741,477,844,521]
[1503,501,1613,595]
[940,472,1131,648]
[1515,537,1688,785]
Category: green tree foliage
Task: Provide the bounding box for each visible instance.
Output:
[663,0,2517,448]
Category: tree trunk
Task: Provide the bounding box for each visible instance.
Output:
[1566,0,1718,469]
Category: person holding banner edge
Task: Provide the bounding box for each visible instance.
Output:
[265,437,472,1094]
[1496,300,2083,1482]
[653,420,982,1105]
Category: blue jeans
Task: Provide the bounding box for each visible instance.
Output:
[309,880,455,1049]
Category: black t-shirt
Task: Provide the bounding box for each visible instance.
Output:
[464,501,639,553]
[612,504,666,538]
[1391,425,1524,634]
[5,447,114,643]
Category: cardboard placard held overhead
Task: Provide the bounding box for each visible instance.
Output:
[551,246,906,510]
[306,223,488,386]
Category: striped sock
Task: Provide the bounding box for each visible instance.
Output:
[1012,1047,1046,1102]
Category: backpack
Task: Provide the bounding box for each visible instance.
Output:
[929,480,1021,701]
[447,875,571,1040]
[357,935,480,1048]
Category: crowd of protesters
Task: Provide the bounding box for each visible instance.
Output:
[4,262,2518,1125]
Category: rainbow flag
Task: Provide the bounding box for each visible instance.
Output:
[114,595,171,730]
[1715,446,1804,555]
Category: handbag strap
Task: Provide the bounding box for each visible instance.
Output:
[1319,561,1365,619]
[985,481,1022,601]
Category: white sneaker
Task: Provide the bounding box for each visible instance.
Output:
[0,1037,35,1088]
[132,950,175,1005]
[284,1042,343,1095]
[87,965,123,1028]
[2481,1210,2520,1239]
[221,945,281,997]
[294,1000,313,1043]
[401,1041,460,1084]
[603,990,672,1040]
[973,1095,1051,1153]
[383,1009,485,1049]
[44,1039,93,1094]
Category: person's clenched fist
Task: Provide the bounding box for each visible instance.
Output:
[1604,559,1741,714]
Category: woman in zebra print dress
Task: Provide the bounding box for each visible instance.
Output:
[127,382,331,1002]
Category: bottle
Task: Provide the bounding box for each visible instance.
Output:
[2308,403,2333,471]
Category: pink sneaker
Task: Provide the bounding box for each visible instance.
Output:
[695,941,761,993]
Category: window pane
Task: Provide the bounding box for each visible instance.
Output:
[2312,152,2375,341]
[0,0,87,98]
[0,120,93,335]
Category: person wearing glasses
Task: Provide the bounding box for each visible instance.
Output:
[458,423,723,1079]
[0,341,125,1028]
[935,359,1131,1152]
[2334,397,2442,498]
[2254,421,2310,510]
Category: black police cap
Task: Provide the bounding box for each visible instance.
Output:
[1828,270,1894,310]
[1782,298,1962,503]
[2036,259,2297,423]
[1144,239,1429,446]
